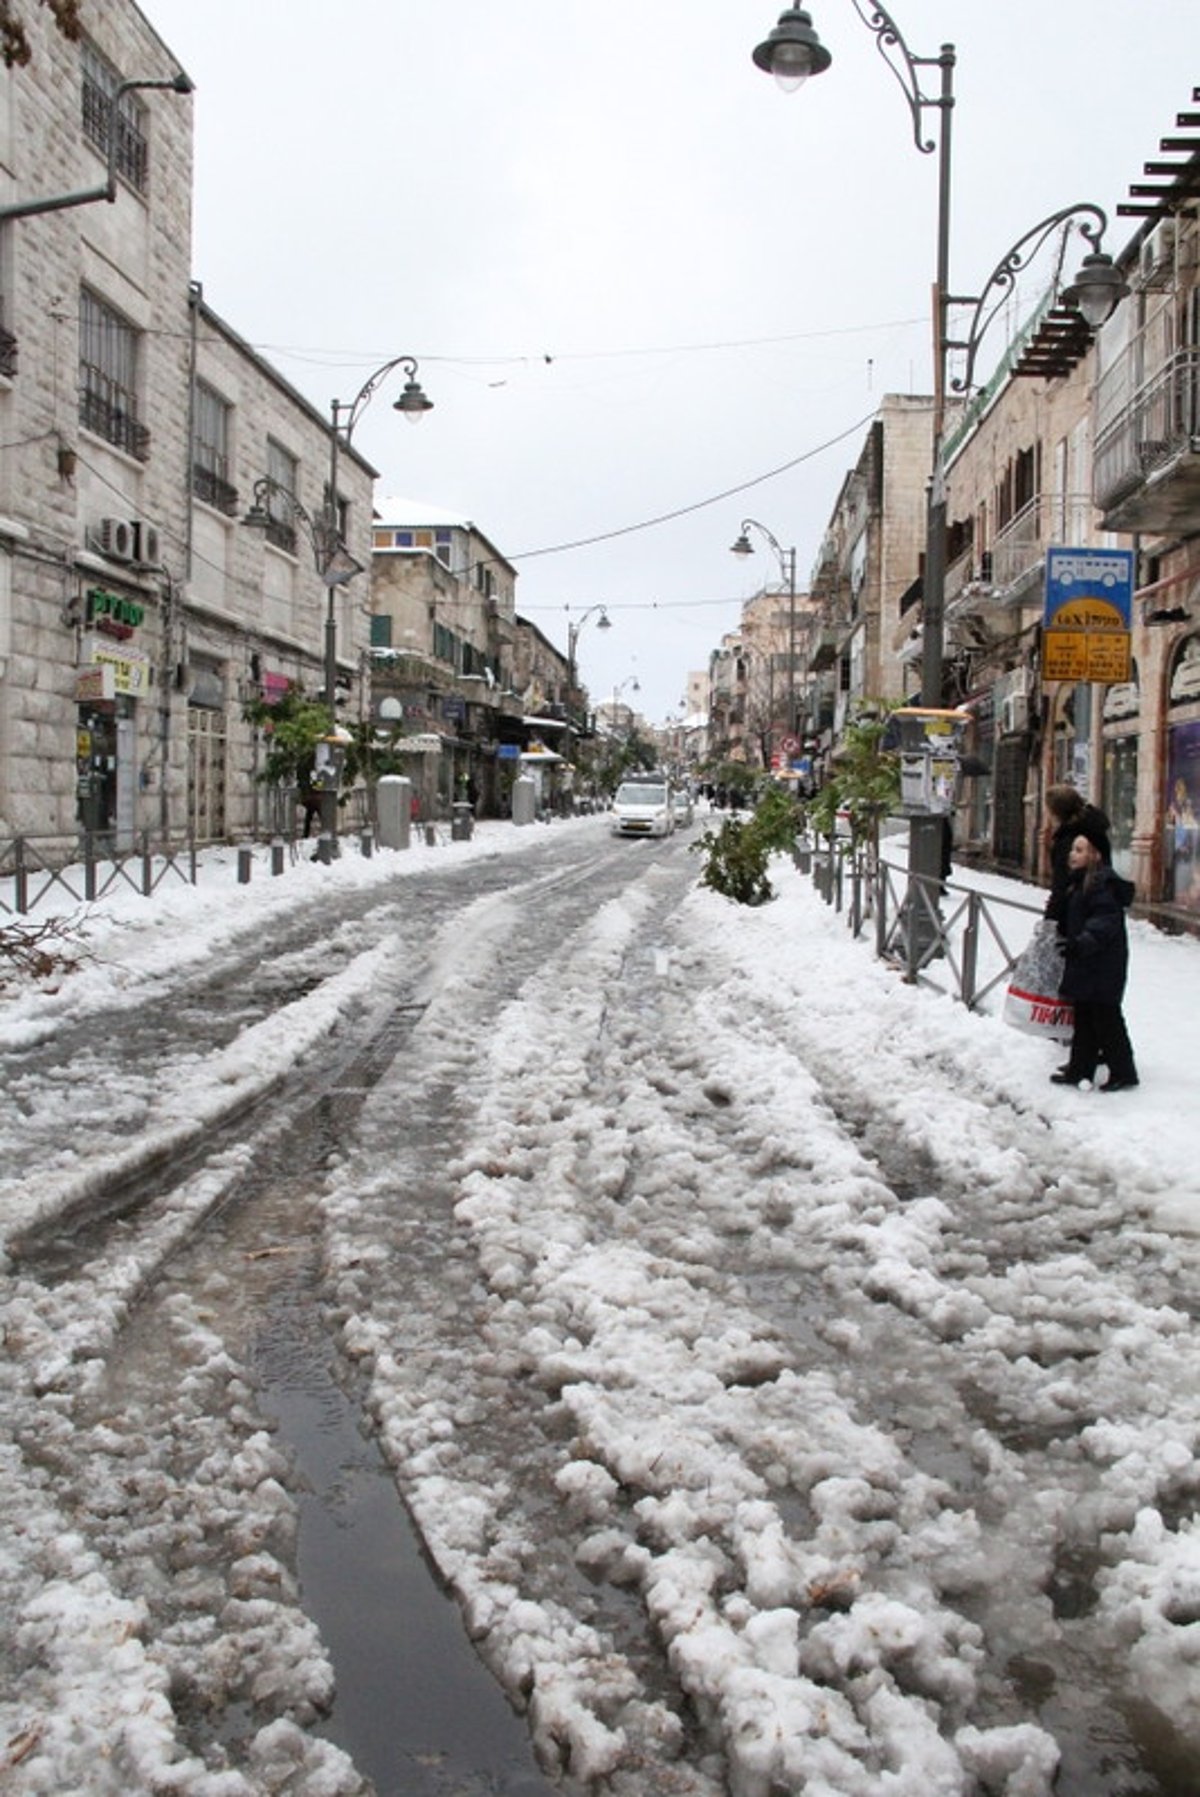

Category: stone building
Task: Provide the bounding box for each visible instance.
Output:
[1091,182,1200,913]
[938,290,1102,872]
[369,499,563,816]
[0,2,376,851]
[811,395,934,727]
[186,295,375,841]
[0,4,193,844]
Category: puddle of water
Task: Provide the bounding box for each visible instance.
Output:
[255,1283,559,1797]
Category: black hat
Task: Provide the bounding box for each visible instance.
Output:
[1073,811,1112,862]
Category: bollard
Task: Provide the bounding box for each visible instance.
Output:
[376,776,412,851]
[360,828,373,859]
[237,846,252,885]
[425,822,437,846]
[271,839,285,877]
[511,775,537,826]
[451,801,474,842]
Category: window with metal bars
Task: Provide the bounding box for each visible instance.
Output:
[78,288,148,459]
[192,380,238,514]
[81,41,149,194]
[265,440,299,555]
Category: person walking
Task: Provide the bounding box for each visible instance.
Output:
[1052,823,1139,1092]
[1042,783,1111,925]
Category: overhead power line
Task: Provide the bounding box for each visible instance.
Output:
[504,410,878,564]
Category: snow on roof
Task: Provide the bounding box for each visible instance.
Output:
[374,496,472,530]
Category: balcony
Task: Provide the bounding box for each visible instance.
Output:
[947,493,1094,617]
[1094,347,1200,532]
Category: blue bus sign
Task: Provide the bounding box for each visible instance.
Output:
[1043,546,1134,684]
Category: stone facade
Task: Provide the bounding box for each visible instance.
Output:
[0,2,375,851]
[0,3,193,842]
[184,296,375,841]
[809,396,934,750]
[369,501,575,815]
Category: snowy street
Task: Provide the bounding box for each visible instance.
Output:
[2,816,1199,1797]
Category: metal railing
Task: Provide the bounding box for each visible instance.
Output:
[0,831,198,917]
[2,789,395,918]
[799,835,1044,1011]
[1094,347,1200,512]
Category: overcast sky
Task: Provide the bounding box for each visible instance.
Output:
[143,0,1197,723]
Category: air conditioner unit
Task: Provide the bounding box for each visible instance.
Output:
[1002,693,1029,735]
[132,519,161,567]
[1008,667,1032,702]
[98,517,133,562]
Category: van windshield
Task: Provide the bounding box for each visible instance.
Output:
[615,782,667,807]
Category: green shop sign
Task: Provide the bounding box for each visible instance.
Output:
[87,587,145,628]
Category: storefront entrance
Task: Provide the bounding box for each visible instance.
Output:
[76,703,118,834]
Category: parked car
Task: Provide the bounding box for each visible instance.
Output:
[671,787,695,828]
[611,776,675,838]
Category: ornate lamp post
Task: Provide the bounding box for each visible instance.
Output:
[751,3,1128,958]
[610,675,641,736]
[243,356,433,860]
[730,519,799,748]
[565,603,613,700]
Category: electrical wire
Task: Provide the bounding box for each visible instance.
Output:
[504,410,877,563]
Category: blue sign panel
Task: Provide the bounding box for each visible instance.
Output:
[1044,546,1134,631]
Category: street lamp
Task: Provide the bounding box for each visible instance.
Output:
[751,2,1128,959]
[611,674,641,733]
[565,603,613,699]
[730,519,799,746]
[243,355,433,859]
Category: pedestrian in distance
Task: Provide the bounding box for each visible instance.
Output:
[1051,823,1139,1092]
[1042,782,1111,926]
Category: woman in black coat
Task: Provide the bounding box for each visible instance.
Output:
[1042,783,1111,925]
[1053,826,1139,1091]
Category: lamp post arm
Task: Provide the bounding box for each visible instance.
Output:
[245,476,337,575]
[0,72,192,222]
[848,3,953,156]
[334,354,423,447]
[944,203,1111,394]
[739,517,789,578]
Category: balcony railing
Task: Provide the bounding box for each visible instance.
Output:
[1095,348,1200,513]
[79,387,150,461]
[192,464,240,517]
[948,494,1094,611]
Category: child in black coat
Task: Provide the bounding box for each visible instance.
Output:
[1052,825,1139,1092]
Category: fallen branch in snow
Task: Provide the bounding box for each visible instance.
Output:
[0,913,90,989]
[2,1725,44,1769]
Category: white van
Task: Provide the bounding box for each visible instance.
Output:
[611,775,675,838]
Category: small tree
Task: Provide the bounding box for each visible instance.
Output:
[808,706,900,865]
[693,783,802,907]
[340,721,410,792]
[242,684,330,792]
